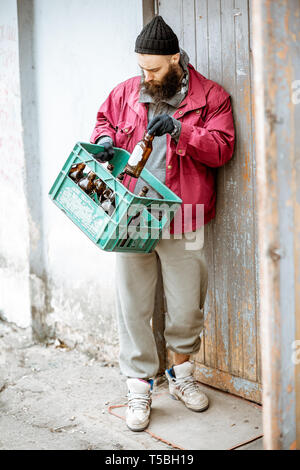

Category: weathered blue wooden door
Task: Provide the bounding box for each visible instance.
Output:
[158,0,261,403]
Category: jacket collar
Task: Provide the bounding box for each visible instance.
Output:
[177,64,206,112]
[127,80,145,116]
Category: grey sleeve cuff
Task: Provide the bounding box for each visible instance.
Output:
[170,117,182,142]
[95,135,114,146]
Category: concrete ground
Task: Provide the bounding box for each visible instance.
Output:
[0,320,263,450]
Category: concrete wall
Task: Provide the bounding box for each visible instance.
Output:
[1,0,143,360]
[0,0,31,328]
[35,0,143,358]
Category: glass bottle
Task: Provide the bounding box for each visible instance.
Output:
[138,186,149,198]
[69,163,86,183]
[116,172,125,183]
[101,188,116,216]
[129,186,149,226]
[124,132,154,178]
[94,179,107,202]
[119,186,149,247]
[78,171,97,195]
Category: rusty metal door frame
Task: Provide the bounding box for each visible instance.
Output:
[252,0,300,451]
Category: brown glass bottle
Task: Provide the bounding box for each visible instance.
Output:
[94,179,107,201]
[78,171,97,195]
[129,186,149,225]
[138,186,149,198]
[101,188,116,216]
[124,133,154,178]
[107,192,116,216]
[119,186,149,247]
[101,188,112,201]
[116,172,125,183]
[69,163,86,183]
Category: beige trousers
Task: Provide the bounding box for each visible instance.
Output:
[115,227,208,379]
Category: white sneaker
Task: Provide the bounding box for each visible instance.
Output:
[165,361,209,412]
[126,378,152,432]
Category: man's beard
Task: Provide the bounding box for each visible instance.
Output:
[140,64,183,103]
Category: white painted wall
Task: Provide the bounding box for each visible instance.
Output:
[42,0,144,358]
[35,0,143,357]
[1,0,143,357]
[0,0,31,327]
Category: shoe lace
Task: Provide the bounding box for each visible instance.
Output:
[175,375,201,395]
[127,392,151,410]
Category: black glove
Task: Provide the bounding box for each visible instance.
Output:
[147,114,174,137]
[94,142,115,163]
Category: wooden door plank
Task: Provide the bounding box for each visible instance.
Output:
[220,0,235,97]
[201,223,217,368]
[225,0,247,378]
[158,0,184,45]
[206,0,231,374]
[195,0,209,77]
[194,1,216,368]
[207,0,222,83]
[181,0,197,66]
[231,0,257,381]
[218,0,241,378]
[249,0,261,386]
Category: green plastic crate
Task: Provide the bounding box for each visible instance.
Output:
[48,142,182,253]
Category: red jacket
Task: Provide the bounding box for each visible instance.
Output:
[90,63,235,233]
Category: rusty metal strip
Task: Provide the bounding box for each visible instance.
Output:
[228,434,264,451]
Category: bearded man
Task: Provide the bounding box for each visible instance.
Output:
[90,15,235,432]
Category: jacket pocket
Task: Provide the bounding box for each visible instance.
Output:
[115,121,136,149]
[182,113,205,129]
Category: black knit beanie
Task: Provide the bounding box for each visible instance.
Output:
[135,15,179,55]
